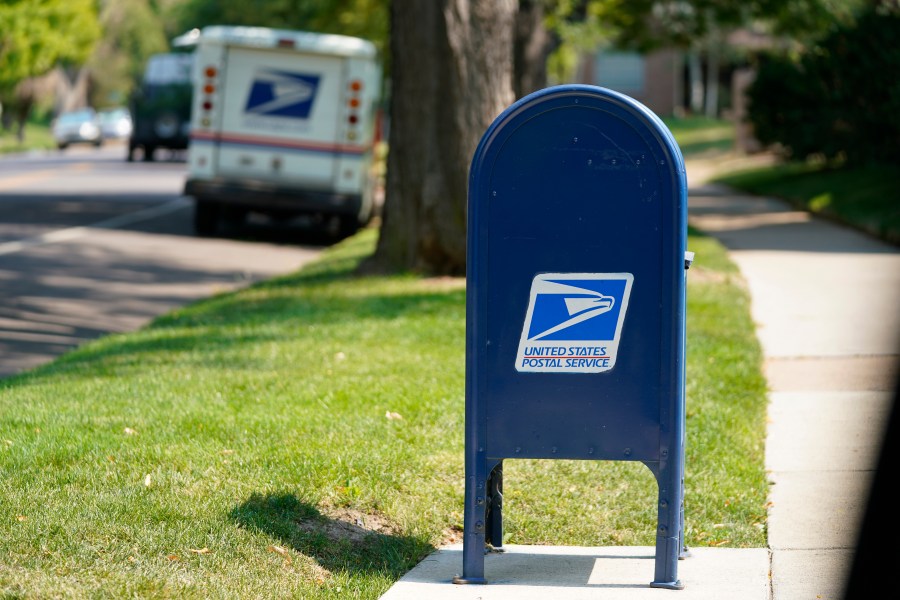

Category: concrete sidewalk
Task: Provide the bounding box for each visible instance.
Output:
[379,166,900,599]
[688,178,899,600]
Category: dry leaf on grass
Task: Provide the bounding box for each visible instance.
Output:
[268,545,292,564]
[166,554,180,561]
[15,515,26,522]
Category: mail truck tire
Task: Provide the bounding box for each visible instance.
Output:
[220,205,246,229]
[337,215,361,238]
[194,200,220,236]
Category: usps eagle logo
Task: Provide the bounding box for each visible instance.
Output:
[244,70,320,119]
[515,273,634,373]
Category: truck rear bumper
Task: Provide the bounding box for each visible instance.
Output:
[184,177,364,217]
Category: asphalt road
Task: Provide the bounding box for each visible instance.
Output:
[0,142,328,378]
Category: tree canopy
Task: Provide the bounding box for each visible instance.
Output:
[566,0,864,51]
[0,0,101,95]
[164,0,388,66]
[88,0,169,108]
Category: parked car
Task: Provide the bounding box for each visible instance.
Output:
[128,52,193,162]
[98,107,133,140]
[52,109,103,149]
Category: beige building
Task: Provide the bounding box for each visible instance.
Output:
[573,49,683,117]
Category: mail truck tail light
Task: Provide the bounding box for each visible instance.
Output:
[199,65,218,127]
[345,79,364,139]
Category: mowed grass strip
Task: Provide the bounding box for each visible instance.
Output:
[662,117,735,158]
[0,120,57,155]
[715,161,900,245]
[0,227,767,598]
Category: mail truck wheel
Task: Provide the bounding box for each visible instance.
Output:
[194,200,220,236]
[337,215,361,238]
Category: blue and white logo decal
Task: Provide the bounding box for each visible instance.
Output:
[516,273,634,373]
[244,70,320,119]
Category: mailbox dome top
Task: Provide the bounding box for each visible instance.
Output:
[473,84,685,182]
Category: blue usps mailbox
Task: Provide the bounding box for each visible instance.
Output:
[456,85,689,589]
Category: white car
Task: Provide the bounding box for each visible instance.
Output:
[98,107,133,139]
[52,109,103,149]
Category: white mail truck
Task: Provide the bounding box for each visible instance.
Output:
[182,26,382,236]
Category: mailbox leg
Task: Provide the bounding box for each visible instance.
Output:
[454,451,490,584]
[679,459,691,559]
[455,472,487,584]
[651,451,685,589]
[679,496,690,559]
[485,462,504,550]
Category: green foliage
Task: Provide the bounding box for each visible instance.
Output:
[566,0,861,52]
[164,0,388,60]
[746,7,900,165]
[0,0,101,93]
[89,0,169,108]
[0,118,56,153]
[542,0,861,82]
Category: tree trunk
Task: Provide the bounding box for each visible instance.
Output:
[367,0,516,275]
[688,50,703,115]
[513,0,550,99]
[704,35,720,119]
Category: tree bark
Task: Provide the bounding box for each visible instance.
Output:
[688,49,703,115]
[367,0,516,276]
[704,33,720,119]
[513,0,550,99]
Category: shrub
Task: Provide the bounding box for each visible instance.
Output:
[747,8,900,165]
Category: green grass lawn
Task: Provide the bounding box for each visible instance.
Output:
[663,117,735,158]
[667,114,900,247]
[715,161,900,246]
[0,228,768,598]
[0,120,57,154]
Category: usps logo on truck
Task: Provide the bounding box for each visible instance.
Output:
[515,273,634,373]
[244,70,320,119]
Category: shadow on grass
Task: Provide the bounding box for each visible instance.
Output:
[19,284,466,374]
[677,138,734,157]
[231,493,433,577]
